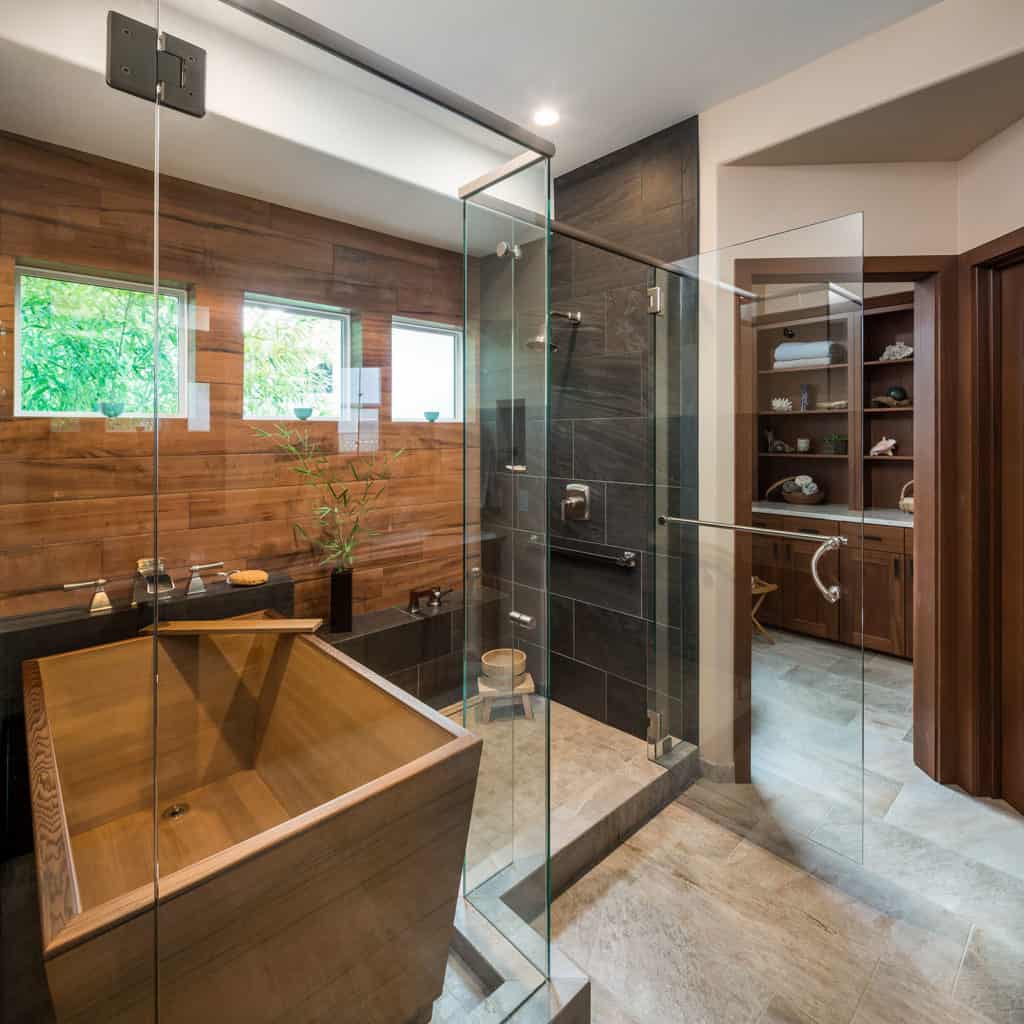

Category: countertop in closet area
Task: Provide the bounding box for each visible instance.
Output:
[752,502,914,529]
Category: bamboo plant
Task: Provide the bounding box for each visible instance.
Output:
[254,424,403,570]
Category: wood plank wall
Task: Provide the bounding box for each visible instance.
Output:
[0,131,465,620]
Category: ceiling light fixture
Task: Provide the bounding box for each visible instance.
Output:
[533,107,560,127]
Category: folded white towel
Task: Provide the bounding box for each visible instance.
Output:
[772,356,838,370]
[773,341,845,362]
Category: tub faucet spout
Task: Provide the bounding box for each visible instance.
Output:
[407,587,435,614]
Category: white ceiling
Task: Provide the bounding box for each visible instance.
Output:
[281,0,940,175]
[0,0,942,254]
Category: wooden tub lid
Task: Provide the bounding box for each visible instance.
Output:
[140,618,322,635]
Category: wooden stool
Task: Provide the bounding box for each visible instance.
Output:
[477,672,535,722]
[751,576,779,644]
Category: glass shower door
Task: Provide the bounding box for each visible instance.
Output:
[649,214,867,865]
[462,157,551,990]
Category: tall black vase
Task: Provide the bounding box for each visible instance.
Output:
[330,567,353,633]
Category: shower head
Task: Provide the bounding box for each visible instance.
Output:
[496,240,522,260]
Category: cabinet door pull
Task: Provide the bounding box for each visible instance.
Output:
[798,527,821,535]
[865,534,883,543]
[894,557,900,578]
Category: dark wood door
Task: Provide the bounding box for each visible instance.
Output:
[840,546,905,655]
[1000,260,1024,812]
[783,539,840,640]
[905,555,915,660]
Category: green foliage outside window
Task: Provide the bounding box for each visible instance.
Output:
[18,273,182,416]
[243,302,345,419]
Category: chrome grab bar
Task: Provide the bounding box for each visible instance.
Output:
[657,515,847,605]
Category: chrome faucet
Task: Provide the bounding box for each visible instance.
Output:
[408,586,454,614]
[131,558,175,607]
[64,578,112,614]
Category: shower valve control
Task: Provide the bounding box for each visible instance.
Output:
[560,483,591,522]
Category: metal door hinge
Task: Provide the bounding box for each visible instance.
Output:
[647,285,663,315]
[107,11,206,118]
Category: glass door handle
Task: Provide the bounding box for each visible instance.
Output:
[809,536,843,605]
[657,515,847,604]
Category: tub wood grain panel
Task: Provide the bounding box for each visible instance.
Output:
[25,624,481,1023]
[23,661,80,948]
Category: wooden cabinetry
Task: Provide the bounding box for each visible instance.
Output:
[840,545,906,656]
[752,513,912,657]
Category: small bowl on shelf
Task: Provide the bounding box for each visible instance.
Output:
[293,407,314,420]
[423,410,440,423]
[783,490,826,506]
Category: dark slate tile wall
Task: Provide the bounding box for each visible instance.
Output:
[547,116,700,743]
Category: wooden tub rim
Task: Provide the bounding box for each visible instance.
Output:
[25,630,478,960]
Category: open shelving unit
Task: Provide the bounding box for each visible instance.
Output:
[862,297,915,507]
[751,291,917,512]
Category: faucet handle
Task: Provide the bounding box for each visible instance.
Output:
[428,586,455,607]
[64,579,112,614]
[187,561,224,597]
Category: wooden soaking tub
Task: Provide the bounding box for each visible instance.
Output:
[24,615,481,1024]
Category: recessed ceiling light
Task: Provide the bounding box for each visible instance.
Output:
[533,107,560,127]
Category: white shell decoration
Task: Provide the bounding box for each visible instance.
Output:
[880,341,914,361]
[870,436,898,456]
[771,397,793,412]
[801,480,819,496]
[793,475,813,486]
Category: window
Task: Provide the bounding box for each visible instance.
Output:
[243,295,350,419]
[390,318,462,422]
[15,267,187,417]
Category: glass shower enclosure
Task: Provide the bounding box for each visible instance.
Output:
[1,2,554,1021]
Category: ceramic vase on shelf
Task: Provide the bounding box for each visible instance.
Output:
[330,566,353,633]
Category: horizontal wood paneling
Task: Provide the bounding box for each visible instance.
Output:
[0,131,464,618]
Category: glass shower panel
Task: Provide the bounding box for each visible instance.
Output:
[151,3,550,1020]
[463,157,551,989]
[650,214,867,866]
[0,1,159,1020]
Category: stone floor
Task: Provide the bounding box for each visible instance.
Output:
[551,632,1024,1024]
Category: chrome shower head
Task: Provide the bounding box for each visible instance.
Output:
[496,240,522,260]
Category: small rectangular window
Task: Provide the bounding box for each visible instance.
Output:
[243,295,350,420]
[15,267,187,418]
[391,318,462,423]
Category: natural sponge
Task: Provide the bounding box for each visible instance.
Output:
[227,569,269,587]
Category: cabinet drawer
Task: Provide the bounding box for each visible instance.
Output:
[783,516,839,539]
[857,524,905,553]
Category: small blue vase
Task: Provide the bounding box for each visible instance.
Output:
[423,410,440,423]
[100,400,124,419]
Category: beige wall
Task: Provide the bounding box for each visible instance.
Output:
[715,162,959,256]
[958,114,1024,252]
[700,0,1024,252]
